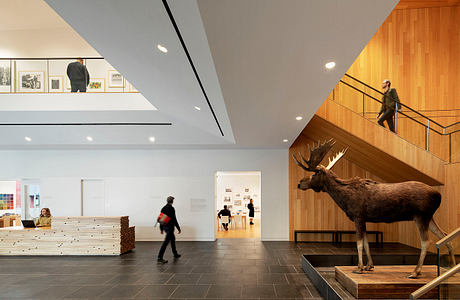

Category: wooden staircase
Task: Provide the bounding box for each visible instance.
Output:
[302,99,445,186]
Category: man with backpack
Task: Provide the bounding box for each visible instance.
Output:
[157,196,181,264]
[377,79,401,133]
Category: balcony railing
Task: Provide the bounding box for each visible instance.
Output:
[0,57,138,94]
[329,74,460,163]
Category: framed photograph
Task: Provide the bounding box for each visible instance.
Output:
[18,71,44,93]
[234,200,242,206]
[224,196,232,202]
[244,188,250,193]
[234,193,241,199]
[88,78,105,92]
[243,195,251,201]
[0,61,11,92]
[108,70,124,88]
[225,188,232,193]
[49,76,64,93]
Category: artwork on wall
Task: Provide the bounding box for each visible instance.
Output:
[234,199,242,206]
[88,78,105,92]
[0,194,14,210]
[225,188,232,193]
[234,193,241,199]
[224,196,232,202]
[49,76,64,93]
[227,205,233,210]
[243,195,251,201]
[244,188,250,193]
[0,61,11,92]
[108,70,124,88]
[18,71,44,93]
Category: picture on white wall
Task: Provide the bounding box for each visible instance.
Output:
[234,199,242,206]
[234,193,241,199]
[224,196,231,202]
[108,70,124,88]
[18,71,44,93]
[88,78,105,92]
[49,76,63,93]
[225,188,232,193]
[243,195,250,201]
[0,61,11,92]
[244,188,250,193]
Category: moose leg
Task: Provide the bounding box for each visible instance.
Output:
[429,219,456,267]
[353,219,366,274]
[410,217,430,278]
[363,235,374,271]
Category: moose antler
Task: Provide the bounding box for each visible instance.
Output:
[326,147,348,170]
[292,139,335,171]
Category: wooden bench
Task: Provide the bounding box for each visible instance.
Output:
[294,230,338,243]
[336,230,383,246]
[294,229,383,246]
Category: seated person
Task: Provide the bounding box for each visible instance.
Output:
[35,208,52,227]
[218,205,231,231]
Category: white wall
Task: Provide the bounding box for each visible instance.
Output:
[0,149,288,241]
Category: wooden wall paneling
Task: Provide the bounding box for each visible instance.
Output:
[345,5,460,117]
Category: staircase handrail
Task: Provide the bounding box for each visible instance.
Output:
[410,263,460,299]
[344,74,446,130]
[436,227,460,249]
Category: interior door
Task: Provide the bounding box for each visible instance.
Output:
[82,179,105,216]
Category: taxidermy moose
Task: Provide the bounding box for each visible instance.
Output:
[293,139,455,278]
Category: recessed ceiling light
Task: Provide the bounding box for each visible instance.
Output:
[194,106,201,111]
[157,44,168,53]
[283,139,288,143]
[24,136,32,142]
[325,61,336,69]
[149,136,156,143]
[296,116,303,121]
[86,136,93,142]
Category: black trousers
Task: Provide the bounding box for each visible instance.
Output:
[71,81,87,92]
[158,227,178,259]
[378,109,395,132]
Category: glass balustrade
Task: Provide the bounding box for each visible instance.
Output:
[0,58,138,94]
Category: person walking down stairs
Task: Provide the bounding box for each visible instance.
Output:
[377,79,401,133]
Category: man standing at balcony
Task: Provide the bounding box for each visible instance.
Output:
[67,58,90,92]
[377,79,400,133]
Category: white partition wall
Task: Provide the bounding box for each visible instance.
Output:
[0,149,288,241]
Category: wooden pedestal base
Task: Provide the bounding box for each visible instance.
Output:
[335,265,444,299]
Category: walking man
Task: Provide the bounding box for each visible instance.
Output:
[66,58,90,92]
[158,196,181,264]
[377,79,401,133]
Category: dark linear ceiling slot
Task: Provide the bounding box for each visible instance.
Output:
[0,123,172,126]
[162,0,224,137]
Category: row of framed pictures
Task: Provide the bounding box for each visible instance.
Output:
[0,66,137,93]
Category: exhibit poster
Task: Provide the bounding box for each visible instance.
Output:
[18,71,44,93]
[108,70,124,88]
[88,78,105,92]
[49,76,64,93]
[0,61,11,92]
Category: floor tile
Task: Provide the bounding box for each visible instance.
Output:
[170,284,210,298]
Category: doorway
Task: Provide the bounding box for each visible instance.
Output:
[215,171,261,239]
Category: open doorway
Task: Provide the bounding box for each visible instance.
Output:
[215,171,261,239]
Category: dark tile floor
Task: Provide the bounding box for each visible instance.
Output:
[0,240,424,300]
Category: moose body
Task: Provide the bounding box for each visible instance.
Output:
[294,139,455,278]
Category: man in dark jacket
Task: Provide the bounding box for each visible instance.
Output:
[66,58,90,92]
[158,196,181,264]
[377,79,401,133]
[218,205,231,231]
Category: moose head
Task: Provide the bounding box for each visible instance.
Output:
[293,139,348,192]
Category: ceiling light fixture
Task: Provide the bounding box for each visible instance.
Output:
[325,61,336,69]
[149,136,156,143]
[157,44,168,53]
[283,139,288,143]
[24,136,32,142]
[296,116,303,121]
[86,136,93,142]
[194,106,201,111]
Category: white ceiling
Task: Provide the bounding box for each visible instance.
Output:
[0,0,397,148]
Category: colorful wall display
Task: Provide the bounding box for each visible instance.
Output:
[0,194,14,210]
